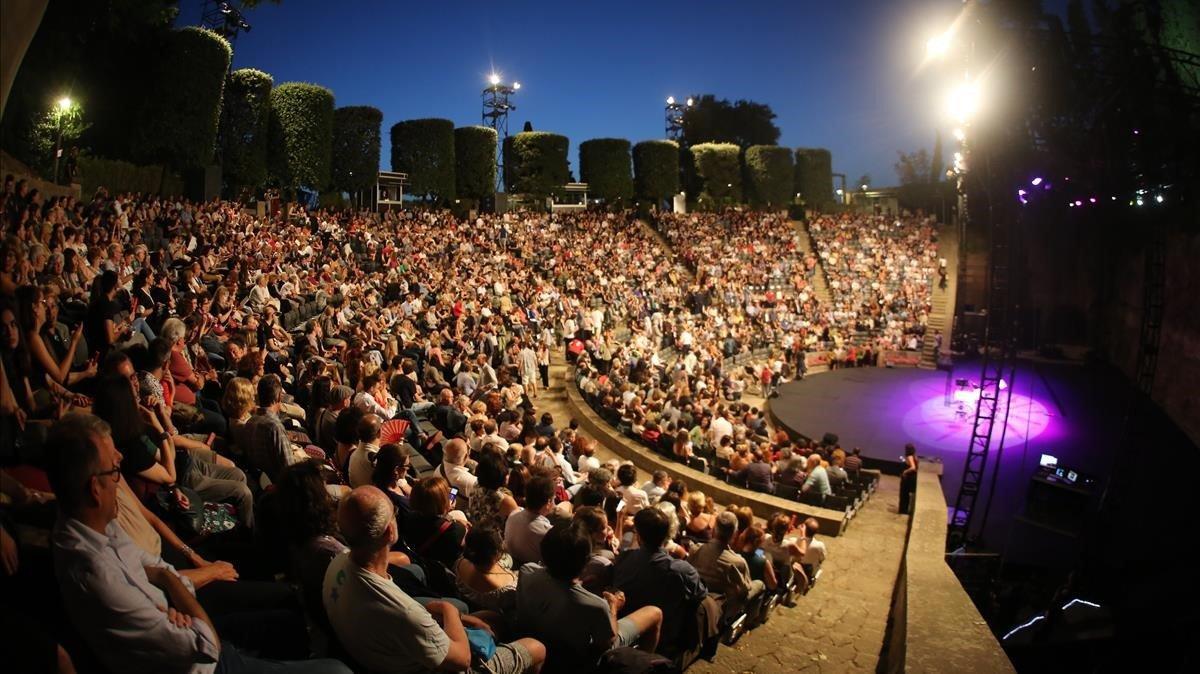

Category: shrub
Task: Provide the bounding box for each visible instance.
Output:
[129,27,231,169]
[744,145,794,208]
[267,82,335,190]
[219,68,273,192]
[78,156,183,197]
[794,148,834,210]
[331,106,382,193]
[390,118,456,202]
[454,125,497,202]
[505,132,569,199]
[690,142,742,208]
[578,138,633,207]
[633,140,680,203]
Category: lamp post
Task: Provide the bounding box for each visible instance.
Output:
[665,96,691,142]
[53,96,72,185]
[482,73,519,192]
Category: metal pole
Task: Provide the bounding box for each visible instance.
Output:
[53,112,63,184]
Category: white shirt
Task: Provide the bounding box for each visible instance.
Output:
[54,518,219,673]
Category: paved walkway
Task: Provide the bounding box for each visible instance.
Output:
[532,351,910,673]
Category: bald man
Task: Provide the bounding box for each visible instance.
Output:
[324,487,545,674]
[439,438,478,498]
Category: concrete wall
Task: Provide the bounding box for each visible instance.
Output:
[900,466,1014,673]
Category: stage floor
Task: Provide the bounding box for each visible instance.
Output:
[770,361,1129,559]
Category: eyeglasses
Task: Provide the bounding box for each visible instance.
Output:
[93,462,122,483]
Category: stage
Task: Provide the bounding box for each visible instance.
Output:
[769,360,1130,558]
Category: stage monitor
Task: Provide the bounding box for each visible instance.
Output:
[1039,453,1058,468]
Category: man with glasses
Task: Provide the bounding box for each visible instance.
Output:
[47,413,347,673]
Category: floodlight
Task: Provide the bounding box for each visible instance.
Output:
[57,96,72,111]
[489,73,501,86]
[667,96,675,105]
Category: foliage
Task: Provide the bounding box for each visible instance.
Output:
[128,27,232,169]
[689,143,742,208]
[78,155,182,197]
[682,94,780,148]
[632,140,680,202]
[331,106,382,193]
[0,0,178,167]
[578,138,633,206]
[930,131,944,183]
[743,145,794,208]
[24,103,89,181]
[390,118,456,202]
[793,148,834,210]
[267,82,335,190]
[219,68,273,192]
[894,149,930,186]
[454,126,497,202]
[505,132,569,199]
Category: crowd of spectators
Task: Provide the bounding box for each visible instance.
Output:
[0,178,859,672]
[806,212,939,352]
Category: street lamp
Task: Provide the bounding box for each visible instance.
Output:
[53,96,74,185]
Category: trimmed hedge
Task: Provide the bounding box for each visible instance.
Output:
[744,145,794,208]
[129,27,232,169]
[268,83,335,190]
[579,138,633,206]
[78,156,183,197]
[505,132,569,199]
[454,126,497,202]
[632,140,680,202]
[220,68,273,192]
[331,106,383,193]
[391,118,456,202]
[794,148,834,210]
[690,143,742,207]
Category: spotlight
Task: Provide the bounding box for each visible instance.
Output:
[489,73,501,86]
[686,97,694,106]
[952,127,965,142]
[667,96,675,105]
[1030,177,1043,186]
[1155,194,1164,203]
[946,82,981,122]
[513,82,521,90]
[1135,197,1144,206]
[56,96,72,111]
[1074,200,1082,206]
[219,2,233,14]
[1089,197,1096,204]
[926,30,953,59]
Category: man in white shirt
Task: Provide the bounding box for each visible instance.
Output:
[49,413,345,673]
[325,487,543,674]
[348,414,382,488]
[708,410,734,449]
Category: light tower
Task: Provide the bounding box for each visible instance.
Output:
[482,73,520,191]
[665,96,691,142]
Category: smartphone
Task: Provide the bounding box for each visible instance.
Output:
[449,487,459,508]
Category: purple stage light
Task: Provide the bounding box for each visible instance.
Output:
[1089,197,1097,203]
[1074,200,1083,206]
[1031,177,1043,186]
[902,391,1054,453]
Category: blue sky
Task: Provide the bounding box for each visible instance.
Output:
[181,0,966,186]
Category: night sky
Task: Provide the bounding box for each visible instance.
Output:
[180,0,965,186]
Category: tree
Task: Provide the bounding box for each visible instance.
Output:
[128,27,231,169]
[744,145,794,208]
[390,118,456,203]
[793,148,833,209]
[331,106,382,193]
[220,68,273,193]
[681,94,780,149]
[0,0,178,167]
[632,140,679,203]
[267,82,335,190]
[579,138,633,207]
[930,130,944,183]
[504,132,569,200]
[689,143,742,208]
[894,149,930,186]
[27,99,88,181]
[454,125,497,203]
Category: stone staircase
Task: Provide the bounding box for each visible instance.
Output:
[920,223,959,368]
[792,220,833,306]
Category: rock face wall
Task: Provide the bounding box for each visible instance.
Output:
[1098,227,1200,447]
[958,213,1198,447]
